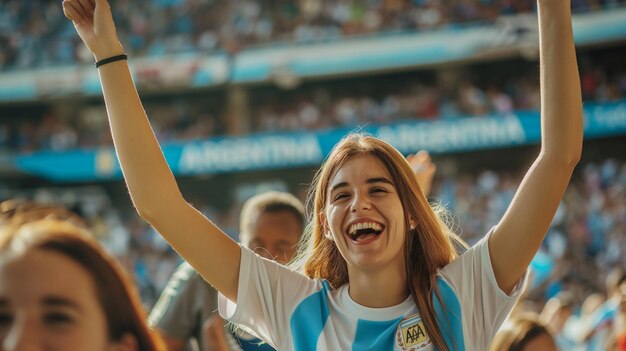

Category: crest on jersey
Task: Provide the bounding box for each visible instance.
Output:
[396,314,431,350]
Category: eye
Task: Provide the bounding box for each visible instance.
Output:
[44,312,74,326]
[332,192,350,202]
[0,312,13,327]
[370,187,388,194]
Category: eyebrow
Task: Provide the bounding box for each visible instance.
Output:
[42,296,82,312]
[329,177,394,194]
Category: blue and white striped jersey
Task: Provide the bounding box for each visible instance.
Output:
[220,232,525,351]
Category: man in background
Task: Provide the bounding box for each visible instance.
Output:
[149,191,305,351]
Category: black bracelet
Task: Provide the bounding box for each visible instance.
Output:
[95,54,128,68]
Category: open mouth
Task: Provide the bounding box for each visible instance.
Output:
[347,221,385,242]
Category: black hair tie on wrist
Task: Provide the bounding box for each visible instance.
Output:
[95,54,128,68]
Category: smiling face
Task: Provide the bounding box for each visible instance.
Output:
[0,249,128,351]
[325,154,408,273]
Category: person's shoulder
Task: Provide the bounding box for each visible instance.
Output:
[168,261,215,292]
[173,261,196,278]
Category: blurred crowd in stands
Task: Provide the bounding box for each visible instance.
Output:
[1,0,625,71]
[452,157,626,350]
[2,155,624,348]
[2,1,625,349]
[1,48,625,154]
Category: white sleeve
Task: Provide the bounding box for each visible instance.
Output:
[438,230,527,351]
[218,245,319,349]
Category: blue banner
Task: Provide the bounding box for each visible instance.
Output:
[14,100,626,182]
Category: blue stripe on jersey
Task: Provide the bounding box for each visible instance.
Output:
[433,277,465,351]
[352,317,404,351]
[234,336,276,351]
[290,280,332,350]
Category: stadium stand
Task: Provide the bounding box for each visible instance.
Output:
[0,1,625,349]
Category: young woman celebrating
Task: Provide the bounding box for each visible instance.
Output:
[62,0,582,349]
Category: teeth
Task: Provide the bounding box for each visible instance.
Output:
[348,222,384,236]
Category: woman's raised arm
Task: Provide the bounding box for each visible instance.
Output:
[488,0,583,294]
[62,0,241,301]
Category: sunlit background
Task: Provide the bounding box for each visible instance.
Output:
[0,0,624,325]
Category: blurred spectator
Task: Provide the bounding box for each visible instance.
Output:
[149,191,305,351]
[615,283,626,350]
[578,268,626,350]
[489,312,558,351]
[0,200,165,350]
[540,292,576,349]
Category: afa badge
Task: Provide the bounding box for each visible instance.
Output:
[396,314,431,350]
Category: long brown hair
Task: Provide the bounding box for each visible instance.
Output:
[0,200,165,351]
[293,134,466,351]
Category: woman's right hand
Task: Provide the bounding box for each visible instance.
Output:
[63,0,241,306]
[62,0,124,60]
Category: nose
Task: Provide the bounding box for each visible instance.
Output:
[350,192,372,213]
[3,318,40,351]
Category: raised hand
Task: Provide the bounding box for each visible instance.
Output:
[62,0,123,60]
[62,0,242,310]
[407,150,436,197]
